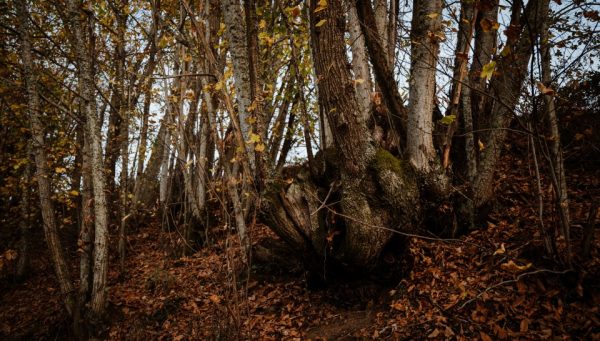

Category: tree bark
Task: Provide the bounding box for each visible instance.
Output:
[540,13,571,256]
[473,0,550,212]
[79,132,94,310]
[469,0,499,133]
[221,0,254,168]
[355,1,407,147]
[16,0,75,316]
[262,0,420,273]
[16,143,32,280]
[407,0,443,175]
[67,0,110,317]
[348,1,373,122]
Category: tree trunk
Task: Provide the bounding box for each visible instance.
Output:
[348,2,372,122]
[68,0,110,317]
[16,144,32,280]
[469,0,499,133]
[16,0,75,316]
[79,132,94,310]
[355,1,407,147]
[221,0,254,168]
[374,0,389,67]
[262,0,420,273]
[473,0,550,212]
[540,14,571,258]
[407,0,443,175]
[104,1,128,207]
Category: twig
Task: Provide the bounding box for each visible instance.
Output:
[457,268,570,310]
[151,73,217,80]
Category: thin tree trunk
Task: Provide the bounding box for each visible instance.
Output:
[104,1,128,205]
[407,0,443,175]
[355,1,407,144]
[17,0,75,315]
[159,90,172,206]
[221,0,254,168]
[442,2,477,169]
[374,0,389,67]
[348,1,373,122]
[68,0,110,317]
[474,0,550,211]
[540,14,571,256]
[16,144,32,280]
[79,132,94,310]
[469,0,499,133]
[118,113,129,271]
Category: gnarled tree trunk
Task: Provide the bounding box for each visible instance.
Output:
[262,0,420,275]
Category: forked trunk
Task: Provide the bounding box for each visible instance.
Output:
[262,0,420,273]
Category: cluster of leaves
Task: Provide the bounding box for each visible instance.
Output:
[2,142,598,339]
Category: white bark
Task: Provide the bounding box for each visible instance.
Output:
[374,0,389,65]
[221,0,254,166]
[67,0,109,316]
[407,0,442,173]
[348,2,373,122]
[17,0,75,315]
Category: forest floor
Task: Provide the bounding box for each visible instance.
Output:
[1,151,599,340]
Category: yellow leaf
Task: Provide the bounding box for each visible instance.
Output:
[353,78,365,85]
[478,139,485,151]
[55,167,66,174]
[258,19,266,29]
[247,133,261,144]
[214,80,224,91]
[315,19,327,27]
[480,61,496,81]
[500,45,511,57]
[254,143,265,152]
[314,0,327,13]
[69,190,80,196]
[426,13,439,19]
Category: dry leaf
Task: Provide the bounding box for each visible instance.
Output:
[500,260,532,273]
[428,328,440,338]
[315,19,327,27]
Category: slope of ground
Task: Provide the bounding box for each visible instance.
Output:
[1,150,599,340]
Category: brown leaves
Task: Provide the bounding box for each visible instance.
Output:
[479,18,500,32]
[582,10,600,22]
[536,82,555,96]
